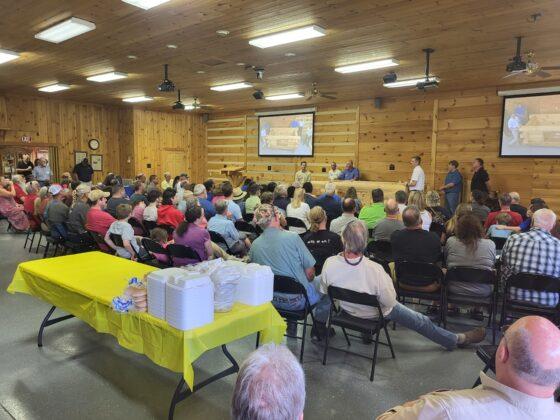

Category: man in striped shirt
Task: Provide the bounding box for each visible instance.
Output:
[501,209,560,307]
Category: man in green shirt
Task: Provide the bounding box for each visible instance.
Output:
[358,188,386,229]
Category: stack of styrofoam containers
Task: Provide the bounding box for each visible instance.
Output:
[232,262,274,306]
[146,268,187,320]
[165,273,214,330]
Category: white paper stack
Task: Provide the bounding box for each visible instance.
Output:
[165,274,214,330]
[146,268,187,320]
[235,263,274,306]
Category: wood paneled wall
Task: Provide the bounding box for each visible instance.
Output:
[0,95,206,183]
[205,87,560,212]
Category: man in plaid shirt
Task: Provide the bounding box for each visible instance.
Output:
[501,209,560,306]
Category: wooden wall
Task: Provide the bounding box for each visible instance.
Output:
[205,87,560,211]
[0,95,206,183]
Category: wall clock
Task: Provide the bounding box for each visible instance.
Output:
[88,138,100,150]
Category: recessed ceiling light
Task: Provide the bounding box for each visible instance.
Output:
[38,83,70,93]
[167,44,178,49]
[121,0,170,10]
[127,55,138,59]
[335,58,399,74]
[86,71,128,83]
[34,17,96,44]
[196,70,206,74]
[122,96,153,103]
[249,25,326,49]
[284,52,296,57]
[266,93,304,101]
[0,49,19,64]
[210,82,252,91]
[383,76,440,88]
[216,30,230,37]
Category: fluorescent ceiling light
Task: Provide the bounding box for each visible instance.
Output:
[123,96,153,103]
[210,82,252,91]
[335,59,399,74]
[87,71,128,83]
[383,76,440,88]
[266,93,304,101]
[249,25,326,48]
[35,17,96,44]
[38,83,70,93]
[183,105,195,111]
[121,0,170,10]
[0,49,19,64]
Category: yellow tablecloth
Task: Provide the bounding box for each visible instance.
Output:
[7,251,286,389]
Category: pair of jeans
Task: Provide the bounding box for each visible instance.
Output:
[386,302,457,350]
[445,192,460,215]
[272,276,330,323]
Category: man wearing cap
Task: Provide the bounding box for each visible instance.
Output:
[45,184,69,239]
[232,187,247,216]
[72,158,94,186]
[194,184,215,219]
[68,184,91,234]
[86,189,115,238]
[161,172,173,190]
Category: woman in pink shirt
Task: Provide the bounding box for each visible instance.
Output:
[172,206,212,266]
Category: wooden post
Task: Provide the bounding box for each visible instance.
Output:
[430,99,439,190]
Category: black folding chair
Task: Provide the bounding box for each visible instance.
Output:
[141,238,172,268]
[500,272,560,328]
[209,230,233,254]
[366,240,393,262]
[88,231,115,255]
[129,217,148,237]
[259,275,316,362]
[443,266,498,343]
[143,220,157,232]
[472,344,498,387]
[157,224,175,236]
[490,236,507,252]
[395,261,445,323]
[61,224,95,255]
[235,220,258,237]
[286,217,308,234]
[243,212,254,223]
[167,243,202,266]
[109,233,152,262]
[323,286,395,381]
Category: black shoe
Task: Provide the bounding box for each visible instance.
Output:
[425,305,439,316]
[311,324,335,342]
[286,321,298,337]
[469,309,485,322]
[361,332,373,344]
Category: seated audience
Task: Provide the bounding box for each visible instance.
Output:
[130,198,145,222]
[173,206,213,266]
[272,184,290,212]
[344,186,362,213]
[287,185,296,200]
[287,187,311,233]
[67,184,91,234]
[266,181,277,193]
[160,172,173,190]
[425,190,451,226]
[146,174,159,193]
[222,182,243,221]
[176,189,194,214]
[233,187,247,214]
[359,188,386,229]
[484,193,523,229]
[371,199,404,242]
[231,343,306,420]
[249,204,330,339]
[149,227,171,265]
[302,181,317,208]
[471,189,491,223]
[37,186,51,217]
[106,185,129,218]
[193,183,215,219]
[487,212,515,240]
[129,181,147,205]
[502,209,560,307]
[175,173,189,195]
[330,198,361,236]
[0,176,29,231]
[60,172,72,188]
[302,207,343,275]
[86,190,114,236]
[60,187,73,208]
[377,316,560,419]
[105,203,145,260]
[407,191,432,231]
[321,220,485,349]
[45,184,69,238]
[203,179,215,201]
[11,175,27,204]
[395,190,408,215]
[243,183,261,216]
[208,199,251,256]
[509,191,527,220]
[143,189,161,222]
[260,192,287,227]
[518,198,548,232]
[23,181,40,230]
[445,203,472,238]
[157,188,184,229]
[316,182,343,222]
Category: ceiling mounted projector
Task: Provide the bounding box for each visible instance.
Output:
[157,64,175,92]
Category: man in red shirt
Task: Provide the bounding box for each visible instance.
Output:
[484,193,523,229]
[86,190,115,236]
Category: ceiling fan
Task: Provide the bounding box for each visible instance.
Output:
[306,82,337,101]
[503,36,560,79]
[184,97,213,111]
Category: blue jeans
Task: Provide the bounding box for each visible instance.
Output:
[273,276,330,323]
[445,192,460,215]
[386,303,457,350]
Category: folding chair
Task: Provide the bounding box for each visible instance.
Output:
[167,243,202,266]
[443,266,498,343]
[109,233,152,262]
[88,231,115,255]
[157,224,175,236]
[286,217,308,234]
[472,344,497,387]
[490,236,507,252]
[258,275,316,362]
[141,238,172,268]
[209,230,233,254]
[234,220,258,238]
[129,217,149,237]
[243,212,254,223]
[366,240,393,262]
[143,220,157,232]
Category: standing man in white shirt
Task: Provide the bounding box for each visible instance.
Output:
[407,155,425,192]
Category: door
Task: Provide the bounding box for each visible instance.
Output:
[161,150,188,178]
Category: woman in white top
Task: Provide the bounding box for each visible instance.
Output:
[286,188,310,234]
[407,191,432,231]
[143,189,161,222]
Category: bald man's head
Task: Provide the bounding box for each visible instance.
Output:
[385,199,399,216]
[533,208,557,232]
[496,316,560,396]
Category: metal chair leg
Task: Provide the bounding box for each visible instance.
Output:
[24,229,31,249]
[255,331,260,349]
[384,324,396,359]
[28,231,37,253]
[36,232,43,253]
[299,314,307,363]
[322,319,331,366]
[43,242,50,258]
[341,327,351,346]
[370,328,381,381]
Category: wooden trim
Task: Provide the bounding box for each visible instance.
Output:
[356,105,361,170]
[207,117,245,123]
[430,99,439,189]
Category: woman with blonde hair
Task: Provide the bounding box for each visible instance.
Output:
[445,203,473,237]
[302,206,343,275]
[426,190,451,225]
[407,191,432,231]
[286,187,310,233]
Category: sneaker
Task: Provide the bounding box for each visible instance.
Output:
[458,327,486,347]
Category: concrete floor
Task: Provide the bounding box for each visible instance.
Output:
[0,225,490,419]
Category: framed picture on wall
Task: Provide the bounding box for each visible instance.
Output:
[75,151,87,165]
[91,154,103,171]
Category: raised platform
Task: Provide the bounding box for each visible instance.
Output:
[311,180,407,205]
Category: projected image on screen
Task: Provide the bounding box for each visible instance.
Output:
[501,92,560,157]
[258,113,314,156]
